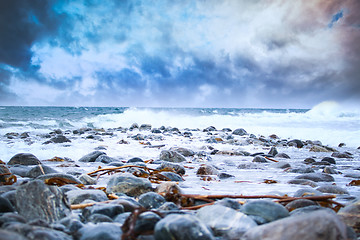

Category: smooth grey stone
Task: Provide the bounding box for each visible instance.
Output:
[157,162,185,175]
[154,214,215,240]
[66,189,108,205]
[271,162,291,169]
[290,167,315,173]
[241,200,289,224]
[295,173,335,182]
[290,205,333,216]
[27,228,72,240]
[169,147,195,157]
[157,171,183,182]
[15,180,70,223]
[338,199,360,233]
[158,202,179,211]
[293,188,323,197]
[27,165,58,178]
[232,128,247,136]
[49,134,71,143]
[140,124,152,131]
[218,172,235,179]
[134,211,161,234]
[242,210,347,240]
[0,229,28,240]
[7,153,41,166]
[76,222,123,240]
[36,173,81,184]
[113,212,132,225]
[285,199,318,211]
[112,197,142,212]
[82,203,124,220]
[127,157,144,163]
[0,212,27,227]
[287,179,318,187]
[79,151,106,162]
[321,157,336,164]
[8,165,33,177]
[159,150,186,163]
[332,152,353,158]
[79,174,97,185]
[138,192,166,209]
[252,156,268,163]
[316,185,349,194]
[87,213,113,223]
[196,164,219,175]
[106,173,153,197]
[95,155,117,164]
[268,147,278,156]
[275,153,291,159]
[196,205,257,238]
[59,217,84,234]
[287,139,304,148]
[214,198,242,210]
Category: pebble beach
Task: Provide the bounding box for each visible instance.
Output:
[1,118,360,240]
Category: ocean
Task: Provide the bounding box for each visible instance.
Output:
[1,102,359,148]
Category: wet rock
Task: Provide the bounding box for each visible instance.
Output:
[232,128,247,136]
[287,139,304,148]
[155,182,182,196]
[49,134,71,143]
[15,180,71,223]
[204,126,217,132]
[159,150,186,163]
[316,185,349,194]
[218,172,235,179]
[338,199,360,233]
[113,212,132,225]
[0,212,27,227]
[127,157,144,163]
[154,214,215,240]
[138,192,166,209]
[295,173,335,182]
[241,200,289,224]
[242,210,347,240]
[285,199,318,211]
[27,165,58,178]
[66,189,108,205]
[309,145,332,152]
[289,167,315,173]
[157,162,185,175]
[0,164,13,183]
[140,124,152,131]
[287,179,318,187]
[36,173,82,184]
[158,171,183,181]
[196,164,219,175]
[290,205,332,216]
[169,147,195,157]
[214,198,242,210]
[59,217,84,234]
[252,156,268,163]
[293,188,323,197]
[323,166,339,174]
[95,155,117,164]
[158,202,179,211]
[76,222,123,240]
[27,228,72,240]
[0,229,28,240]
[275,153,290,159]
[78,151,106,162]
[79,174,97,185]
[106,173,153,197]
[304,157,316,164]
[268,147,278,156]
[321,157,336,164]
[196,205,257,238]
[271,162,291,169]
[134,211,161,235]
[86,214,113,223]
[331,152,353,158]
[7,153,41,166]
[112,197,142,212]
[82,203,124,220]
[0,196,15,213]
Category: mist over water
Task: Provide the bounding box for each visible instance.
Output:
[0,101,359,147]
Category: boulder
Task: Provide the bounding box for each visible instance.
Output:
[138,192,166,209]
[15,180,71,223]
[159,150,186,163]
[7,153,41,166]
[287,139,304,148]
[241,200,289,224]
[232,128,247,136]
[66,189,108,205]
[106,173,153,197]
[169,147,195,157]
[78,151,106,162]
[242,210,347,240]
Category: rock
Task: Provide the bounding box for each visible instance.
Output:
[15,180,71,223]
[0,196,15,213]
[344,173,360,179]
[95,155,117,164]
[138,192,166,209]
[155,182,182,198]
[139,124,152,131]
[158,202,179,211]
[106,173,153,197]
[241,210,347,240]
[213,198,242,210]
[196,205,257,238]
[159,150,186,163]
[218,172,235,179]
[79,174,97,185]
[36,173,82,184]
[76,222,123,240]
[309,145,332,152]
[275,153,290,159]
[232,128,247,136]
[323,166,339,174]
[338,199,360,233]
[113,212,132,225]
[7,153,41,166]
[0,164,13,183]
[290,167,315,173]
[112,197,142,212]
[158,171,183,182]
[287,139,304,148]
[321,157,336,164]
[331,152,353,158]
[154,214,215,240]
[268,147,278,156]
[285,199,318,211]
[27,165,58,178]
[204,126,217,132]
[252,156,268,163]
[27,228,72,240]
[295,173,335,182]
[66,189,108,205]
[271,162,291,169]
[49,134,71,143]
[316,185,349,194]
[290,205,332,216]
[293,188,323,197]
[196,164,219,175]
[0,212,27,226]
[169,147,195,157]
[87,214,113,223]
[78,151,106,162]
[304,157,316,163]
[130,123,139,130]
[134,211,162,235]
[0,229,28,240]
[157,162,185,175]
[82,203,124,220]
[241,200,289,224]
[127,157,144,163]
[287,179,318,187]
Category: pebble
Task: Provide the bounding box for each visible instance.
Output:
[159,150,186,163]
[27,165,58,178]
[295,173,335,182]
[242,210,347,240]
[293,188,323,197]
[196,164,219,175]
[338,199,360,233]
[37,173,82,184]
[252,156,268,163]
[78,151,106,162]
[154,214,215,240]
[285,199,318,211]
[321,157,336,164]
[138,192,166,209]
[106,173,153,197]
[7,153,41,166]
[332,152,353,158]
[66,189,108,205]
[157,162,185,175]
[169,147,195,157]
[134,211,161,235]
[241,200,289,224]
[287,179,318,187]
[75,222,123,240]
[232,128,247,136]
[82,203,124,220]
[316,185,349,194]
[196,205,257,238]
[79,174,97,185]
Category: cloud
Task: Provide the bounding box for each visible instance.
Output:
[0,0,359,107]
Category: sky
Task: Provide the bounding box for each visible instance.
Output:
[0,0,359,108]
